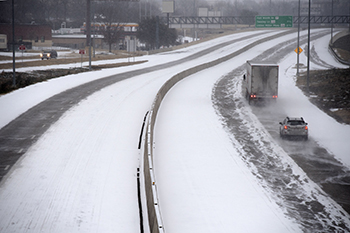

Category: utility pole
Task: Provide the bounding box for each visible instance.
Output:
[297,0,300,76]
[331,0,334,44]
[12,0,15,87]
[156,16,159,49]
[193,0,196,41]
[307,0,311,94]
[92,1,96,58]
[86,0,91,70]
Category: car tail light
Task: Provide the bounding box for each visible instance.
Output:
[284,125,288,129]
[305,126,308,130]
[272,95,278,99]
[250,94,257,98]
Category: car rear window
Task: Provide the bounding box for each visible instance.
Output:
[287,120,304,125]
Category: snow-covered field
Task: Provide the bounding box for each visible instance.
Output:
[0,29,349,232]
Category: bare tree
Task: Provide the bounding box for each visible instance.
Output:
[94,2,123,52]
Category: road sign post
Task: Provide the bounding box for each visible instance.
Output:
[255,16,293,28]
[294,47,303,55]
[19,44,26,63]
[295,46,303,76]
[79,49,85,67]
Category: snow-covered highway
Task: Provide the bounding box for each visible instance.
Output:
[0,28,349,233]
[155,29,350,232]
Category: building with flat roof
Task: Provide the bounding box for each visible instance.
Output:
[0,23,52,50]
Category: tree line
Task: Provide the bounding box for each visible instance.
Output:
[1,0,348,50]
[1,0,348,28]
[0,0,149,29]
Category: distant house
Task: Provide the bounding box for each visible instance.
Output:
[0,23,52,50]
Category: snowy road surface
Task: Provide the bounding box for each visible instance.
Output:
[0,29,349,232]
[155,29,350,232]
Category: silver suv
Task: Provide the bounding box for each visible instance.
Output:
[279,117,308,140]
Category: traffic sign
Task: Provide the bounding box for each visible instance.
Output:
[255,16,293,28]
[294,47,303,54]
[19,44,26,50]
[79,49,85,67]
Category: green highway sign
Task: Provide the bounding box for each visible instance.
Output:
[255,16,293,28]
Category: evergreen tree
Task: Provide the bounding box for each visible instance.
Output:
[137,17,178,50]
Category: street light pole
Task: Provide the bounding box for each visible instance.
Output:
[331,0,334,44]
[86,0,91,70]
[12,0,15,87]
[307,0,311,94]
[156,16,159,49]
[297,0,300,76]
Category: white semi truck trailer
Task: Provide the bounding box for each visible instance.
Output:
[243,60,279,104]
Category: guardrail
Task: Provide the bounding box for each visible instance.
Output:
[328,31,350,66]
[141,29,295,233]
[329,44,350,66]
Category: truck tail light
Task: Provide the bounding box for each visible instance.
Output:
[250,94,257,99]
[273,95,278,98]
